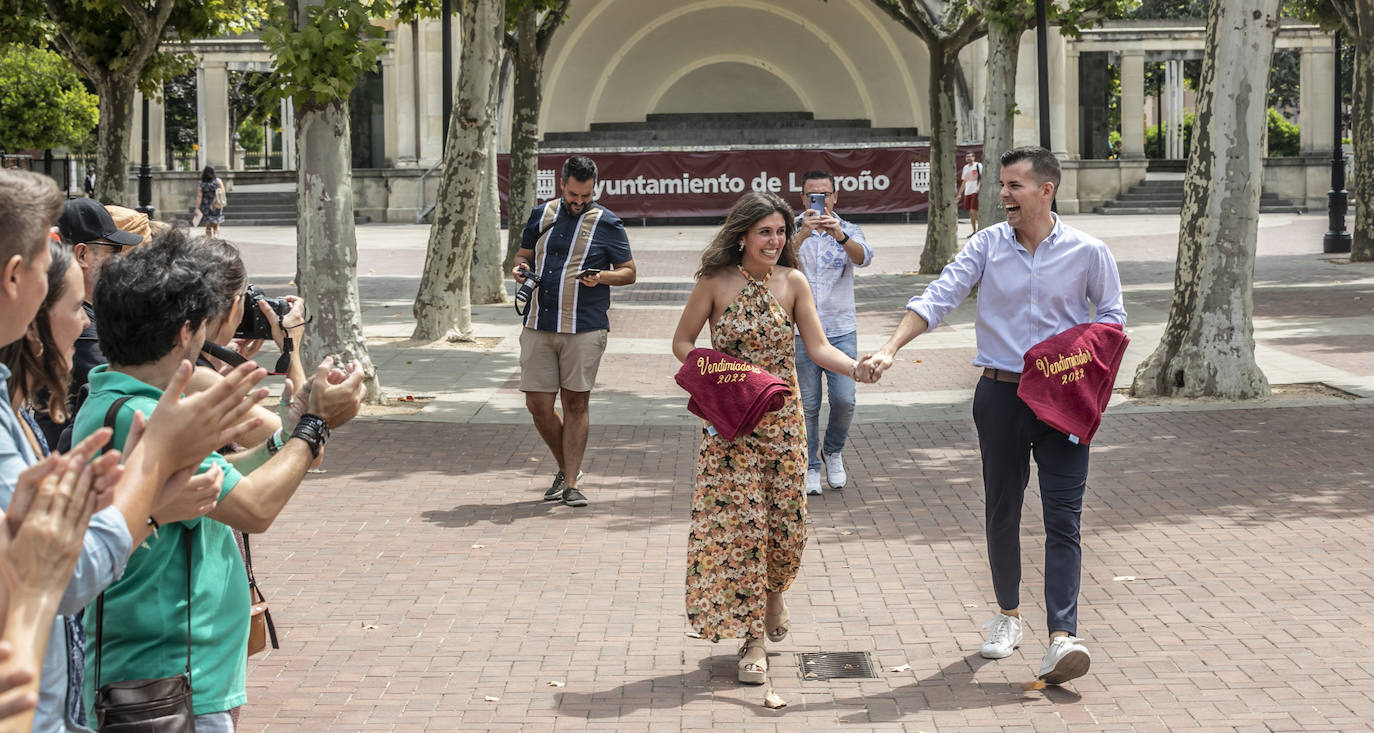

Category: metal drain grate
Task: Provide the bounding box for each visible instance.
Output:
[797,651,879,681]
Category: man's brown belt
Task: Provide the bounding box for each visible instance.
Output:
[982,368,1021,383]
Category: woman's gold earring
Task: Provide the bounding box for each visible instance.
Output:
[738,240,745,252]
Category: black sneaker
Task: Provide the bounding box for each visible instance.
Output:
[543,472,567,501]
[562,487,588,507]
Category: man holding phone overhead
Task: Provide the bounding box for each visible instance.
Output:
[511,155,636,508]
[790,169,873,496]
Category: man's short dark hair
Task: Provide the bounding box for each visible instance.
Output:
[802,170,835,190]
[562,156,598,183]
[0,168,63,265]
[94,228,221,366]
[1000,146,1060,189]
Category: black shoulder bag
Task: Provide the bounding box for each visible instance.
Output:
[92,396,196,732]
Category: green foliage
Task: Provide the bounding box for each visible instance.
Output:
[984,0,1138,37]
[4,0,269,93]
[0,44,98,151]
[1145,110,1195,159]
[1130,0,1207,18]
[258,0,390,110]
[503,0,568,32]
[1266,107,1300,157]
[1268,48,1299,112]
[236,117,264,151]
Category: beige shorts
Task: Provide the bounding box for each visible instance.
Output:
[519,328,609,393]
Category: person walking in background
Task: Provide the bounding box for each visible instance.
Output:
[860,146,1125,687]
[511,156,636,508]
[960,151,983,235]
[82,168,95,199]
[791,170,873,496]
[672,192,861,687]
[195,166,226,238]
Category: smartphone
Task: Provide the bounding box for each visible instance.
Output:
[808,192,826,215]
[577,268,600,280]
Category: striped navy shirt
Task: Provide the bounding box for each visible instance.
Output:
[520,199,632,334]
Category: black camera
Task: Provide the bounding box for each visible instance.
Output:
[235,285,291,340]
[514,265,540,317]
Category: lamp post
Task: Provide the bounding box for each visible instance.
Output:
[136,94,154,216]
[1035,0,1055,212]
[1324,32,1351,254]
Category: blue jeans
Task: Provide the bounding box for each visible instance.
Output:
[794,331,858,471]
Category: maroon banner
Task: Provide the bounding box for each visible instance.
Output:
[497,145,981,220]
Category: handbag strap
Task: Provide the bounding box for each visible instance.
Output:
[242,533,280,649]
[95,396,194,687]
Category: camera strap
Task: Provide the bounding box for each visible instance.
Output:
[201,342,292,376]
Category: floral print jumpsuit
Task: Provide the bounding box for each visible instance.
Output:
[686,270,808,642]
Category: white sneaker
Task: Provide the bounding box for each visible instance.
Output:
[980,613,1023,659]
[805,469,823,496]
[1038,635,1091,685]
[823,453,847,489]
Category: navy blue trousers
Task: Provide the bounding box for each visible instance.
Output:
[972,377,1090,635]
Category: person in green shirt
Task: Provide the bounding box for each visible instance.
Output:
[71,230,365,729]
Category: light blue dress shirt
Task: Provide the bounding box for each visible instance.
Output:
[0,365,133,732]
[906,216,1126,372]
[795,215,874,338]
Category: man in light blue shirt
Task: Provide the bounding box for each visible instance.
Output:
[791,170,873,496]
[860,147,1125,687]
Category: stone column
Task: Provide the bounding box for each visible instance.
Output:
[1299,45,1335,154]
[197,61,231,170]
[1061,45,1079,159]
[416,18,444,166]
[382,33,400,167]
[149,92,166,171]
[1014,31,1038,147]
[280,98,296,170]
[396,25,418,165]
[129,90,143,170]
[1120,50,1146,159]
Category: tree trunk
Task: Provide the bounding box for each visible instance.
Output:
[504,5,544,270]
[470,122,507,303]
[981,24,1022,229]
[1129,0,1279,399]
[295,98,382,402]
[920,46,962,274]
[1352,20,1374,262]
[94,74,138,205]
[411,0,505,341]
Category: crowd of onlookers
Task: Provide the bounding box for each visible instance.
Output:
[0,167,366,731]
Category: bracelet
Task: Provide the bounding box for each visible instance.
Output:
[265,428,285,455]
[837,232,851,245]
[289,413,330,459]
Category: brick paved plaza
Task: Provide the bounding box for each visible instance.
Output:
[230,213,1374,731]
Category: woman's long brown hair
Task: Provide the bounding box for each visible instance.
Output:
[695,192,798,280]
[0,238,76,423]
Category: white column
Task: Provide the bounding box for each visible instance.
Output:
[1014,31,1038,147]
[1065,49,1082,158]
[416,18,444,165]
[128,90,143,169]
[1120,50,1145,159]
[149,92,166,171]
[280,98,296,170]
[1166,59,1186,159]
[1299,46,1335,154]
[382,33,400,166]
[1048,31,1071,158]
[197,61,231,170]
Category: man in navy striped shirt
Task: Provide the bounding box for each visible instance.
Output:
[511,156,636,508]
[859,146,1125,687]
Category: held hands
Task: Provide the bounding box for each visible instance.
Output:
[854,351,896,384]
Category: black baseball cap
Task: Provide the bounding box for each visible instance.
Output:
[57,198,143,247]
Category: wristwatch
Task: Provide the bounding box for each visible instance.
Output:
[836,232,851,245]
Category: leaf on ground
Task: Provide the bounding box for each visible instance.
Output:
[1021,679,1046,691]
[684,631,701,639]
[361,622,377,630]
[471,544,485,549]
[1113,575,1136,582]
[890,663,912,672]
[763,689,787,708]
[839,529,854,536]
[964,603,979,608]
[529,457,539,462]
[484,695,500,702]
[546,681,564,687]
